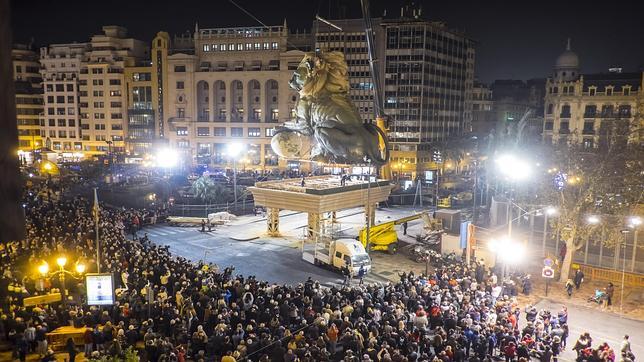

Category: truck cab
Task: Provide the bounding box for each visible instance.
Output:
[331,239,371,275]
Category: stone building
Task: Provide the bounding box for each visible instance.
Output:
[40,42,89,159]
[164,24,308,171]
[470,82,494,136]
[12,45,43,162]
[78,26,148,156]
[543,40,643,148]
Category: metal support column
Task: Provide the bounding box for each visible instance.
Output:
[307,212,320,238]
[267,208,280,237]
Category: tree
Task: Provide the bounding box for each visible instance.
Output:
[191,176,233,204]
[537,136,643,282]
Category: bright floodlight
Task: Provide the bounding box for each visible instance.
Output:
[156,148,178,168]
[38,262,49,275]
[75,262,86,274]
[56,256,67,268]
[227,142,244,157]
[630,216,642,227]
[488,237,526,264]
[495,154,531,180]
[587,215,600,224]
[546,207,558,216]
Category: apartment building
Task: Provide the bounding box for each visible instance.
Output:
[12,45,43,162]
[123,32,170,156]
[165,24,307,171]
[40,42,89,159]
[543,41,643,148]
[79,26,148,156]
[382,6,475,179]
[470,82,494,136]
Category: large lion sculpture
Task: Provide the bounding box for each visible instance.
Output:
[271,51,388,165]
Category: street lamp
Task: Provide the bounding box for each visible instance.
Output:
[629,217,641,272]
[489,237,526,280]
[587,215,600,224]
[495,154,532,181]
[541,207,558,256]
[156,148,179,168]
[619,228,630,314]
[40,256,86,307]
[227,143,245,211]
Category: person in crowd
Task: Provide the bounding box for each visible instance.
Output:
[574,269,585,290]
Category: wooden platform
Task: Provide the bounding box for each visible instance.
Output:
[249,176,393,213]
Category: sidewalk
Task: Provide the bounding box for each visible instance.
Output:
[517,269,644,321]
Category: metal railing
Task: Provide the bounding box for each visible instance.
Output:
[574,264,644,288]
[168,201,255,217]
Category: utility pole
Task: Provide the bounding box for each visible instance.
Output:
[365,158,372,253]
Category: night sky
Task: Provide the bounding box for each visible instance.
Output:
[10,0,644,83]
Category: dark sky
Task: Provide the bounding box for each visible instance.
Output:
[10,0,644,83]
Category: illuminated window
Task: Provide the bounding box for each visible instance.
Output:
[203,44,210,52]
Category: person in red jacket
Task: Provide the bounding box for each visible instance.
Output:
[504,341,517,362]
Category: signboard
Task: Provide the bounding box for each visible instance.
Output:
[542,266,555,278]
[544,258,554,267]
[23,293,61,307]
[86,273,115,305]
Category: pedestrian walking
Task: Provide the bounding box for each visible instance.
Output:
[358,265,366,285]
[605,282,615,307]
[201,219,206,232]
[342,263,351,286]
[403,222,408,235]
[574,269,584,290]
[565,279,574,297]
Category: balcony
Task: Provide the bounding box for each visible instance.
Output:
[197,115,210,122]
[558,128,570,134]
[168,117,191,123]
[583,113,597,118]
[559,113,571,118]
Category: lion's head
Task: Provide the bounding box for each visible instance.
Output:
[289,51,350,97]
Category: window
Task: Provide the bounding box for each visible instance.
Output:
[111,113,122,119]
[94,102,104,108]
[589,88,596,96]
[624,87,630,96]
[245,43,252,50]
[560,105,571,118]
[95,135,106,141]
[271,42,278,49]
[197,127,210,136]
[265,128,276,137]
[46,84,53,92]
[177,108,185,118]
[91,68,103,74]
[618,105,631,117]
[110,102,122,107]
[57,119,66,127]
[49,130,56,137]
[248,127,260,137]
[92,79,103,86]
[176,127,188,136]
[214,127,226,136]
[237,43,243,50]
[48,119,55,126]
[67,96,74,103]
[176,81,184,89]
[47,96,54,103]
[92,91,103,97]
[57,107,65,115]
[94,113,105,119]
[254,43,261,50]
[546,104,553,114]
[66,84,74,91]
[582,138,593,149]
[58,130,67,138]
[67,107,75,115]
[203,44,210,52]
[109,79,121,85]
[606,87,613,96]
[48,108,55,115]
[174,65,186,72]
[212,44,219,51]
[220,44,227,51]
[584,105,597,118]
[231,127,243,137]
[55,84,64,92]
[544,121,553,131]
[111,124,123,131]
[271,109,279,121]
[68,119,75,127]
[81,124,89,130]
[263,42,270,50]
[109,90,121,96]
[57,96,65,103]
[69,131,76,138]
[94,124,106,130]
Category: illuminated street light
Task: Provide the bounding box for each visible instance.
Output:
[495,154,531,180]
[489,237,526,279]
[156,148,179,168]
[587,215,600,224]
[227,142,245,157]
[227,143,245,210]
[546,207,558,216]
[38,262,49,275]
[56,256,67,268]
[630,216,642,227]
[75,262,86,274]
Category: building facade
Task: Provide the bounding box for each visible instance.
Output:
[78,26,148,156]
[165,24,307,171]
[12,45,43,161]
[543,41,643,148]
[123,32,170,156]
[382,10,475,179]
[40,42,89,158]
[470,82,494,136]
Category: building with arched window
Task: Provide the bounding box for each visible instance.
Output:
[543,40,643,148]
[165,23,311,171]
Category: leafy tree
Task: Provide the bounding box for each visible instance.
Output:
[537,135,642,282]
[191,176,233,204]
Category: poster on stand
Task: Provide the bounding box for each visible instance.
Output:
[85,273,115,305]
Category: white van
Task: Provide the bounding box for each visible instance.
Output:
[303,238,372,275]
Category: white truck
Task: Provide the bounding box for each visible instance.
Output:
[302,238,372,276]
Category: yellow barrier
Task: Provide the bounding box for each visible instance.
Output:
[575,264,644,288]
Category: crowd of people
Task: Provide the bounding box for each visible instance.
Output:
[0,179,638,362]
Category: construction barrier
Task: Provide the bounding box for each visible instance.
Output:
[574,263,644,288]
